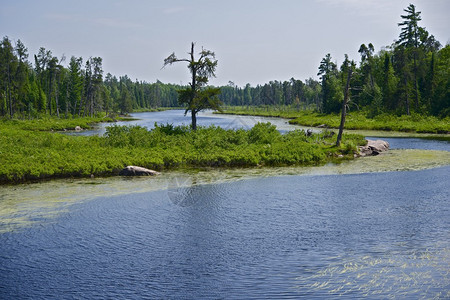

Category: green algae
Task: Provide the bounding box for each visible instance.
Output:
[1,149,448,233]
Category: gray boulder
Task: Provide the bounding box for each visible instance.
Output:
[119,166,160,176]
[359,139,390,156]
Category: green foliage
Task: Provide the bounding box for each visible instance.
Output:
[0,119,365,183]
[0,37,184,119]
[289,110,450,133]
[1,3,448,129]
[366,83,384,118]
[0,114,116,131]
[154,122,189,135]
[219,106,450,134]
[163,43,222,129]
[118,85,133,114]
[323,76,344,113]
[248,122,281,144]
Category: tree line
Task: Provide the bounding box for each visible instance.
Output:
[317,4,448,117]
[0,34,321,119]
[218,78,321,110]
[0,39,182,118]
[1,5,448,119]
[221,4,448,117]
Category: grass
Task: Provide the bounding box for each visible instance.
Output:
[0,118,366,184]
[218,106,450,134]
[0,115,123,131]
[130,107,178,113]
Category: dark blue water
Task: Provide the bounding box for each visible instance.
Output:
[1,166,449,299]
[366,136,450,151]
[1,110,449,299]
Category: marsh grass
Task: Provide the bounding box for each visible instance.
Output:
[218,106,450,134]
[0,119,365,183]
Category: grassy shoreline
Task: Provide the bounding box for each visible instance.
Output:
[131,107,181,113]
[217,106,450,134]
[0,118,366,184]
[0,115,131,132]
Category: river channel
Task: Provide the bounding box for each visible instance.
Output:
[1,110,449,299]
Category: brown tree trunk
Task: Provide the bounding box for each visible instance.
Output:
[336,69,352,147]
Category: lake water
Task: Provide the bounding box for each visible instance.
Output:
[1,110,449,299]
[69,110,310,136]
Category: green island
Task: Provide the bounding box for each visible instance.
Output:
[216,106,450,135]
[0,118,365,184]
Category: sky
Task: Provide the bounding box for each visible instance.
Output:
[1,0,449,87]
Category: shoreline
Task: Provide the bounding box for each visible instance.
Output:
[215,109,450,137]
[2,111,448,185]
[0,121,366,185]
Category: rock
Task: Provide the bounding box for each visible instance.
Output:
[359,139,390,157]
[317,124,327,128]
[306,129,313,136]
[75,126,82,131]
[119,166,160,176]
[368,139,390,152]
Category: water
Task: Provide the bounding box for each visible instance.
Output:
[70,110,310,136]
[1,111,449,299]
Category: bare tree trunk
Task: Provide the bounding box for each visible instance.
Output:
[336,69,352,147]
[190,42,197,130]
[191,110,197,130]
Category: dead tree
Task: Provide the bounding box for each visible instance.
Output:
[336,69,353,147]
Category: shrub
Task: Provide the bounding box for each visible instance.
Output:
[248,122,281,144]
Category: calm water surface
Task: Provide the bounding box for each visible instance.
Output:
[71,110,308,136]
[1,111,449,299]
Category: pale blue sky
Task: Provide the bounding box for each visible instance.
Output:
[1,0,448,87]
